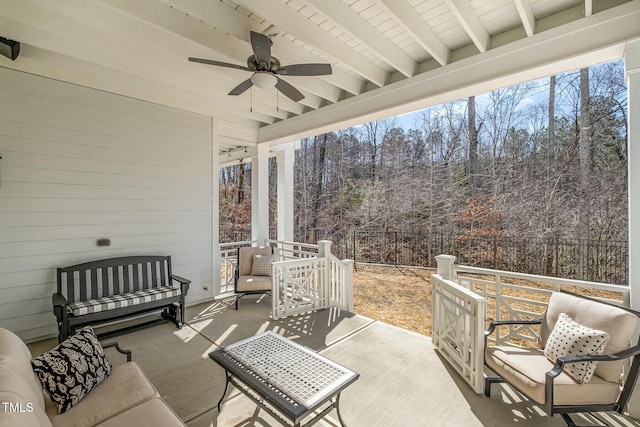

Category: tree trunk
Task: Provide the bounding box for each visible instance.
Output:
[544,75,556,275]
[468,95,478,198]
[578,67,591,279]
[237,163,245,204]
[310,133,328,237]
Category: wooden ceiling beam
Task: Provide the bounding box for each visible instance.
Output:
[378,0,451,66]
[445,0,490,52]
[232,0,389,87]
[514,0,536,37]
[304,0,417,77]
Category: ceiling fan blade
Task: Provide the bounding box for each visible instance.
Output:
[229,79,254,96]
[275,77,305,102]
[250,31,272,66]
[276,63,332,76]
[188,57,251,72]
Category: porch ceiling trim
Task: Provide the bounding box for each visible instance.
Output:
[258,1,640,145]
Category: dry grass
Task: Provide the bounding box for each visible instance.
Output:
[353,264,433,336]
[353,265,625,340]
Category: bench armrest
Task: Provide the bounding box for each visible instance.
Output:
[102,342,132,362]
[52,292,68,307]
[485,319,542,337]
[171,274,190,294]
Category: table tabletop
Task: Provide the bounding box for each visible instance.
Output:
[209,331,359,422]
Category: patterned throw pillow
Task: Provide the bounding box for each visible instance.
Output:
[251,254,272,276]
[543,313,610,384]
[31,326,112,413]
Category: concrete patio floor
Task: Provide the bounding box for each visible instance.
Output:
[28,296,640,427]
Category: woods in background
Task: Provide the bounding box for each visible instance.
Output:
[220,60,628,282]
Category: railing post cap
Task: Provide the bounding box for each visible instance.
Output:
[435,254,457,261]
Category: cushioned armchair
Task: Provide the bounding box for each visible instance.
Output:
[234,246,273,309]
[484,291,640,426]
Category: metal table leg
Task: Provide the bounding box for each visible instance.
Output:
[217,371,231,411]
[335,393,348,427]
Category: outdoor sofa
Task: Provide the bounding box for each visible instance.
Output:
[0,327,185,427]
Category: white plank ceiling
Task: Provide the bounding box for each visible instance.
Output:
[1,0,639,153]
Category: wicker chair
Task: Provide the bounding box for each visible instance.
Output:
[484,291,640,426]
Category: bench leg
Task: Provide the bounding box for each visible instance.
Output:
[161,304,184,329]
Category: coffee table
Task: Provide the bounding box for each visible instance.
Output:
[209,331,359,427]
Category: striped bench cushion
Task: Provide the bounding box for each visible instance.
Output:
[68,286,181,316]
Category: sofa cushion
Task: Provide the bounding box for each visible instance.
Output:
[485,345,621,406]
[539,292,638,383]
[0,328,45,410]
[0,366,53,427]
[543,313,610,384]
[46,361,157,427]
[96,397,186,427]
[250,254,273,276]
[32,327,112,414]
[68,286,181,316]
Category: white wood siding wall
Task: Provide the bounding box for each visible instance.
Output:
[0,67,214,342]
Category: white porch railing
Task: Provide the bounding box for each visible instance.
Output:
[272,257,329,319]
[432,254,632,393]
[431,273,486,394]
[218,239,353,318]
[271,240,354,319]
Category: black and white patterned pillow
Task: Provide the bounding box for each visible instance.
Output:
[251,254,273,276]
[543,312,610,384]
[31,326,112,413]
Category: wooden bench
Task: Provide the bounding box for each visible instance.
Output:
[52,255,190,342]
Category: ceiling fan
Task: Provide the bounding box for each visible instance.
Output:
[189,31,332,102]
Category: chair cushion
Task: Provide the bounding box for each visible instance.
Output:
[68,286,181,316]
[539,292,638,383]
[543,313,609,384]
[485,345,621,406]
[236,276,272,292]
[251,254,273,276]
[31,326,112,414]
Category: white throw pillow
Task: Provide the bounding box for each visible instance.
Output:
[251,254,272,276]
[543,312,610,384]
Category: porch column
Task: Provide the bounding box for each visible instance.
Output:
[251,142,270,243]
[276,142,297,242]
[212,119,221,296]
[626,36,640,419]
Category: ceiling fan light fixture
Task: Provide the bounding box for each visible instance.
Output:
[251,71,277,89]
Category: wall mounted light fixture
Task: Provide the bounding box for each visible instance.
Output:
[0,37,20,61]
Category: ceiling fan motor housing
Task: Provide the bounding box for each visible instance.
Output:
[247,55,280,72]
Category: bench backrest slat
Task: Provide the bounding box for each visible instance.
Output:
[113,266,121,295]
[57,256,172,302]
[90,269,98,299]
[66,272,76,303]
[141,262,149,291]
[132,264,140,292]
[79,270,87,301]
[123,265,131,294]
[151,261,159,288]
